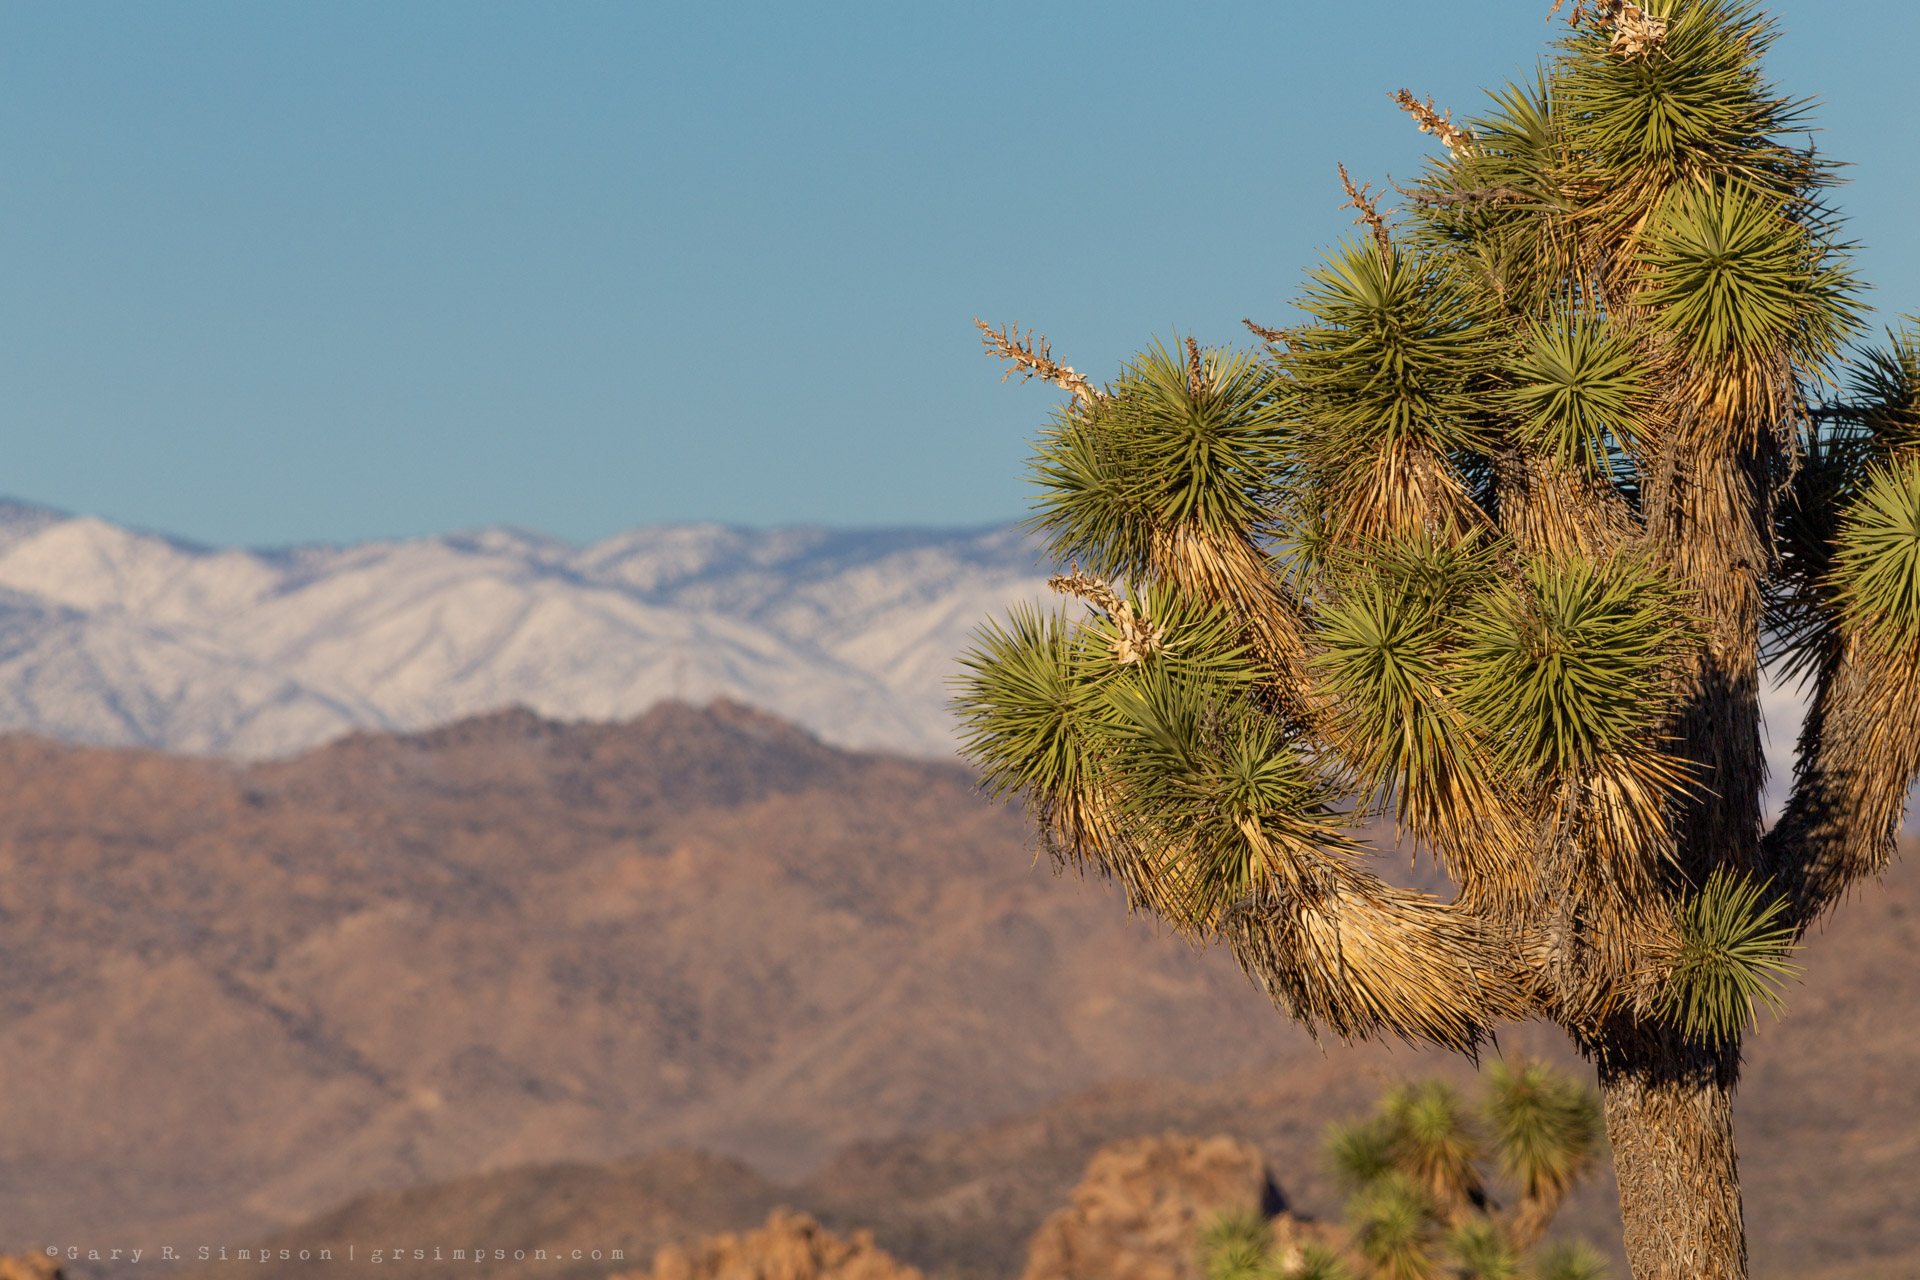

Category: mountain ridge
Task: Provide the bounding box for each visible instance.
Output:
[0,499,1052,760]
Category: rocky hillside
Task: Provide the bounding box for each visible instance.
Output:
[1016,1134,1292,1280]
[162,838,1920,1280]
[0,702,1314,1248]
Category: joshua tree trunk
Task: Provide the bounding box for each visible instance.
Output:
[1597,1029,1748,1279]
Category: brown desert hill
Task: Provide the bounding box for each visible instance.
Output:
[2,701,1916,1280]
[0,701,1317,1249]
[175,839,1919,1280]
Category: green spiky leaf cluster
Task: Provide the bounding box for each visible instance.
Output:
[1769,320,1920,679]
[1301,539,1697,852]
[1482,1061,1604,1214]
[1348,1174,1440,1280]
[1455,555,1693,778]
[1661,867,1801,1042]
[1447,1220,1522,1280]
[956,587,1252,805]
[1201,1211,1280,1280]
[955,583,1352,930]
[1555,0,1818,195]
[1849,328,1920,452]
[1640,184,1858,362]
[1285,245,1496,462]
[1312,561,1481,810]
[1533,1242,1612,1280]
[1503,312,1643,477]
[1832,454,1920,653]
[1029,342,1287,580]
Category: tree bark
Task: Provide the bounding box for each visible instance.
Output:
[1595,1026,1748,1279]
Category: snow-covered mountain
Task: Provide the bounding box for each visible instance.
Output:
[0,500,1056,759]
[0,498,1817,806]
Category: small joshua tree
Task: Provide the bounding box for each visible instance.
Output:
[1199,1061,1608,1280]
[953,4,1919,1277]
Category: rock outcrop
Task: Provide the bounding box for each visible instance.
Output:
[627,1209,921,1280]
[1019,1134,1293,1280]
[0,1256,63,1280]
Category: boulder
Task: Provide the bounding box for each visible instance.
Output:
[0,1256,63,1280]
[1019,1133,1294,1280]
[619,1208,921,1280]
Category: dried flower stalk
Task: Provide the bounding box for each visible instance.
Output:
[1243,317,1292,348]
[1549,0,1668,57]
[1391,89,1476,157]
[1050,568,1166,665]
[975,319,1103,408]
[1604,2,1669,58]
[1339,163,1393,264]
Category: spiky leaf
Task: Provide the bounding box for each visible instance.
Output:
[1851,324,1920,452]
[1481,1059,1601,1248]
[1769,322,1920,680]
[1281,244,1498,540]
[1456,555,1692,779]
[1347,1173,1440,1280]
[1661,867,1800,1043]
[1556,0,1819,198]
[1384,1079,1486,1209]
[1198,1209,1273,1280]
[1443,1219,1519,1280]
[1029,341,1287,579]
[1327,1116,1401,1194]
[1482,1060,1601,1209]
[1833,455,1920,655]
[1289,1245,1355,1280]
[952,605,1106,808]
[1640,183,1857,364]
[1504,312,1643,476]
[1102,659,1353,928]
[1533,1239,1612,1280]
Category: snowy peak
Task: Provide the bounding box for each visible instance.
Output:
[0,506,1054,760]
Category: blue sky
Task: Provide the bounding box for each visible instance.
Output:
[3,1,1915,548]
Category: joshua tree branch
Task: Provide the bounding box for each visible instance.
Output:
[1763,636,1920,926]
[1411,185,1532,207]
[1218,862,1537,1052]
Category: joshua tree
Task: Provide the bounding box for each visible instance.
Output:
[1200,1061,1608,1280]
[953,4,1918,1277]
